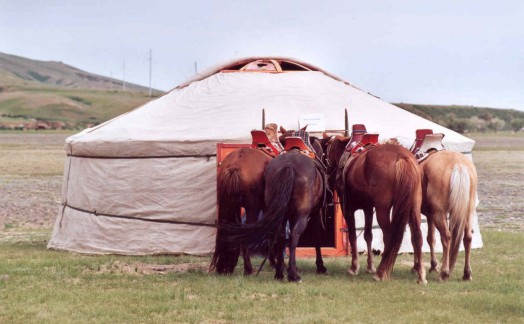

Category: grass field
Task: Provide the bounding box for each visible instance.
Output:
[1,131,523,323]
[0,231,523,323]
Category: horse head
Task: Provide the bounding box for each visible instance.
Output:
[321,134,349,168]
[278,125,307,144]
[321,133,349,190]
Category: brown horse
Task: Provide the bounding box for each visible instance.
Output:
[219,149,326,282]
[210,147,272,275]
[419,150,478,281]
[322,135,426,284]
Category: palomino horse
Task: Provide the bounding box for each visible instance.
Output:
[322,135,426,284]
[419,150,478,281]
[210,147,272,275]
[219,148,327,282]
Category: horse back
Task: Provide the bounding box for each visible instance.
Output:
[344,144,419,206]
[221,148,270,184]
[420,150,477,213]
[265,151,323,212]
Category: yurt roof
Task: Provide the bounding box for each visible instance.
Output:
[65,57,474,158]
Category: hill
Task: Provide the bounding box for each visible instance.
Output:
[0,52,162,130]
[393,103,524,133]
[0,52,153,92]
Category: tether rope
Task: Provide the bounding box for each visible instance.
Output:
[63,204,216,227]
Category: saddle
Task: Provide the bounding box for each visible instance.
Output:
[282,130,317,158]
[345,124,379,155]
[410,129,445,162]
[250,129,284,157]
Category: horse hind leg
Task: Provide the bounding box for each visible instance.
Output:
[344,205,360,276]
[373,206,391,281]
[287,214,309,282]
[273,232,286,281]
[414,216,427,285]
[416,214,439,274]
[432,211,451,281]
[462,219,473,281]
[406,207,427,285]
[241,208,261,275]
[312,209,327,274]
[363,207,376,274]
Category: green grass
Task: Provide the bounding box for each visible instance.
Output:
[0,230,522,323]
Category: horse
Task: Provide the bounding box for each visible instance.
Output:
[419,150,478,281]
[209,147,272,275]
[278,128,330,276]
[218,148,327,282]
[322,135,426,284]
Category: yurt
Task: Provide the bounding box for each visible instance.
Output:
[47,57,482,255]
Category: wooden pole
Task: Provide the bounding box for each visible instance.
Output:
[344,108,349,136]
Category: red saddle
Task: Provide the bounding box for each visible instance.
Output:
[345,124,379,154]
[410,129,433,154]
[251,130,283,157]
[283,136,315,158]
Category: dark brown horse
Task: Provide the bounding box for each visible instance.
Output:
[322,135,426,284]
[219,148,326,282]
[419,150,478,281]
[210,147,272,275]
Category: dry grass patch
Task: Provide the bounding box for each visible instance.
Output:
[83,261,210,275]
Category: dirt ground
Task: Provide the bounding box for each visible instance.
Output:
[0,132,523,233]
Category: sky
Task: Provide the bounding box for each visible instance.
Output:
[1,0,523,111]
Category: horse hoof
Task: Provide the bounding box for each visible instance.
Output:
[462,275,472,281]
[347,268,359,276]
[316,268,328,275]
[274,274,284,281]
[418,278,428,285]
[288,275,302,282]
[430,261,439,272]
[439,272,450,281]
[373,274,384,282]
[366,267,376,274]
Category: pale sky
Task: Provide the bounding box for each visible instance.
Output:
[1,0,523,110]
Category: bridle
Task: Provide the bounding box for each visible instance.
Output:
[322,135,339,181]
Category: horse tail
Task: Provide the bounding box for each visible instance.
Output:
[380,157,421,277]
[448,165,471,273]
[245,166,294,247]
[210,167,243,274]
[218,166,295,250]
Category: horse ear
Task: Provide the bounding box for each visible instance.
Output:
[322,132,329,139]
[280,126,287,133]
[300,125,308,131]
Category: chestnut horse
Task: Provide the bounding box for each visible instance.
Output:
[219,149,327,282]
[210,147,272,275]
[322,135,426,284]
[419,150,478,281]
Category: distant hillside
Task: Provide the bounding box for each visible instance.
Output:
[0,52,164,130]
[393,103,524,133]
[0,52,155,92]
